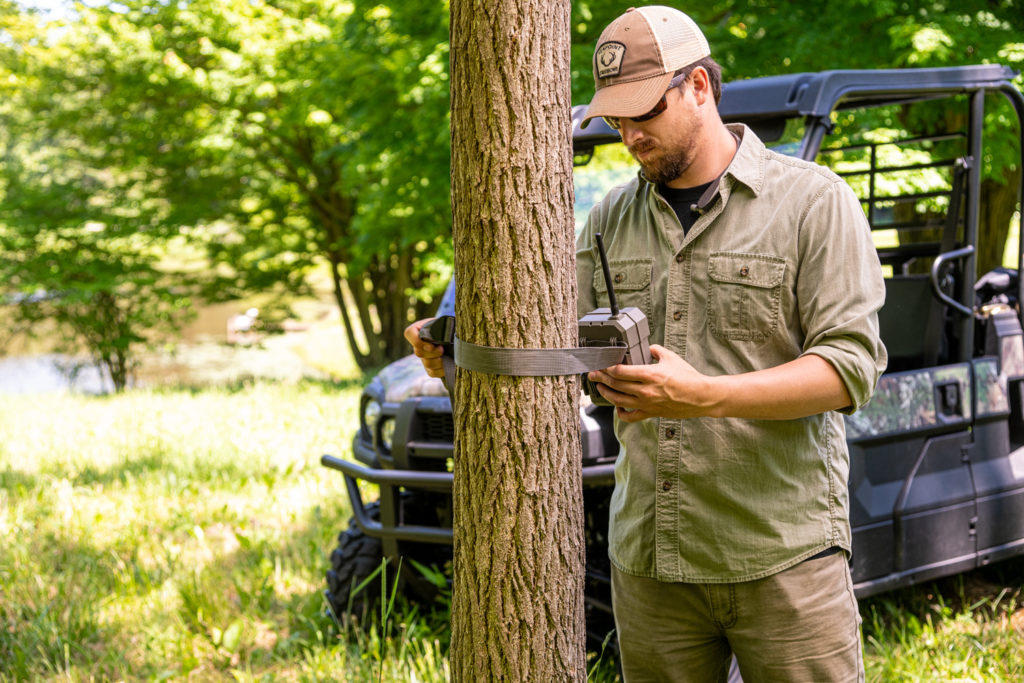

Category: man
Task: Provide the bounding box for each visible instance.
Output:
[408,5,886,681]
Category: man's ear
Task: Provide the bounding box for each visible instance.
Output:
[689,66,711,106]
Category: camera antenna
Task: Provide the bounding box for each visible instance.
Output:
[595,232,619,316]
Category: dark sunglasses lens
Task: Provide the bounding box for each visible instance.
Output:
[602,92,668,131]
[633,96,668,122]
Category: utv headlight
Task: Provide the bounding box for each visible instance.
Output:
[379,418,395,452]
[362,399,382,439]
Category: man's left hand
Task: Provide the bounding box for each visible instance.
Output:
[587,344,717,422]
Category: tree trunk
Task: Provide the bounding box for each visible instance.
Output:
[327,255,372,370]
[449,0,585,680]
[977,166,1022,276]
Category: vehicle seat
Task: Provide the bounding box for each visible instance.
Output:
[879,275,943,372]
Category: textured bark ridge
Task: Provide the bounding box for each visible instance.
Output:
[449,0,585,680]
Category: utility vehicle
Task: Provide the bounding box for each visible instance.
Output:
[321,65,1024,649]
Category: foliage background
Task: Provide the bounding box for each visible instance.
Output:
[1,0,1021,384]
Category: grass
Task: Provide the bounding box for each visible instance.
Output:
[1,379,1023,681]
[861,563,1024,682]
[0,380,451,681]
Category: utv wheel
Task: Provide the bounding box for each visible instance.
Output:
[325,503,387,621]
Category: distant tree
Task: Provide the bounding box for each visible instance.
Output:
[449,0,586,678]
[711,0,1024,274]
[0,2,191,390]
[1,0,454,371]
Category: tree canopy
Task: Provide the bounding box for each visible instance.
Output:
[1,0,1021,384]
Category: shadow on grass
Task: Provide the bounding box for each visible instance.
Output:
[1,532,122,680]
[2,486,354,679]
[0,466,38,493]
[31,450,257,489]
[149,375,372,396]
[860,555,1024,635]
[66,454,169,487]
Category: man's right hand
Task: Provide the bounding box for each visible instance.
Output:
[404,318,446,379]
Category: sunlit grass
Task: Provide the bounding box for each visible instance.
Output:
[862,566,1024,682]
[0,381,450,681]
[2,382,1024,680]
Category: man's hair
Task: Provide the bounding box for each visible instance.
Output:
[675,56,723,106]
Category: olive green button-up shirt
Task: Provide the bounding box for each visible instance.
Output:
[576,124,887,583]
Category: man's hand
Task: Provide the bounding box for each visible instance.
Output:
[587,344,852,422]
[587,344,716,422]
[404,318,446,379]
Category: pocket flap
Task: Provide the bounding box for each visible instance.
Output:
[708,253,786,288]
[594,259,652,293]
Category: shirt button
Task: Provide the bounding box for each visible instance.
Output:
[614,273,624,284]
[675,253,684,264]
[739,265,750,277]
[662,481,672,492]
[672,310,683,321]
[665,428,676,439]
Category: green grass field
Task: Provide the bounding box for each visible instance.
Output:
[1,379,1023,681]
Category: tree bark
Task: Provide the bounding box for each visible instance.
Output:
[450,0,585,680]
[328,256,370,369]
[977,166,1022,276]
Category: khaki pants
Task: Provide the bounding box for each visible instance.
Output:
[611,552,864,683]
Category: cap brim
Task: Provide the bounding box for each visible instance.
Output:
[580,72,676,128]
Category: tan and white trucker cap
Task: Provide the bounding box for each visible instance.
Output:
[582,6,710,127]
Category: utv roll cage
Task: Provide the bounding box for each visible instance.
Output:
[576,65,1024,370]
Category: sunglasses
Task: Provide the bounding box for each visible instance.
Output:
[603,71,688,131]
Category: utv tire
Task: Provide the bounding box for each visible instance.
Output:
[325,503,386,621]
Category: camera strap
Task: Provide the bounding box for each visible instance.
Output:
[420,315,626,394]
[455,337,626,376]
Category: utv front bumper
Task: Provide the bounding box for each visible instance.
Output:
[321,453,615,544]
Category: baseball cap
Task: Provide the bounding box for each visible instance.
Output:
[581,6,710,128]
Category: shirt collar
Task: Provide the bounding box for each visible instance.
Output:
[632,122,767,200]
[724,123,765,197]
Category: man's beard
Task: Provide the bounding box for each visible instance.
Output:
[636,147,693,185]
[629,121,702,185]
[632,137,699,185]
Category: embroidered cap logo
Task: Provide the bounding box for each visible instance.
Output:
[595,42,626,79]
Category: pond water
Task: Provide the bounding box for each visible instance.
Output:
[0,297,353,395]
[0,354,111,395]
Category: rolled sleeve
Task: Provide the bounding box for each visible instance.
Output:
[797,180,888,413]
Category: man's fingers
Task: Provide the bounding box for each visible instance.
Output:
[403,318,429,346]
[594,383,649,422]
[600,363,652,382]
[415,342,444,359]
[595,380,641,407]
[590,369,644,397]
[405,318,448,379]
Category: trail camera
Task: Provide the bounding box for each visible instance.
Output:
[579,232,652,405]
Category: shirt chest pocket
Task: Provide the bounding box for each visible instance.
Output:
[707,252,786,343]
[594,258,652,319]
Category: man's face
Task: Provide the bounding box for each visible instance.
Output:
[619,79,703,186]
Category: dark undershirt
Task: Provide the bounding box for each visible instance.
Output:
[658,180,714,234]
